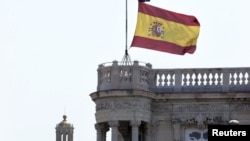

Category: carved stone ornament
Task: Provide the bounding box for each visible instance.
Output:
[151,104,172,113]
[231,103,250,111]
[96,101,151,112]
[172,113,229,128]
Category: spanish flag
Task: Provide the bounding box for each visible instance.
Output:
[131,2,200,55]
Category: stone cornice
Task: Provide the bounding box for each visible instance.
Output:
[90,89,154,101]
[90,89,250,102]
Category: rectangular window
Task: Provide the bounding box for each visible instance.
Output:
[185,128,208,141]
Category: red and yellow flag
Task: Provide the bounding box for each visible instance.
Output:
[131,2,200,55]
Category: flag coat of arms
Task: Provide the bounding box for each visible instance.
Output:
[131,2,200,55]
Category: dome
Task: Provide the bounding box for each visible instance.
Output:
[56,115,74,128]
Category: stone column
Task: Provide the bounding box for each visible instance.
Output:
[118,122,130,141]
[56,131,61,141]
[69,133,73,141]
[109,121,119,141]
[63,133,66,141]
[102,124,109,141]
[118,132,124,141]
[173,124,180,141]
[95,123,104,141]
[130,120,141,141]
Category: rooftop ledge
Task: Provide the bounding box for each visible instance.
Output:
[96,60,250,93]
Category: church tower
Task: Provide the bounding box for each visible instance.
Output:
[55,115,74,141]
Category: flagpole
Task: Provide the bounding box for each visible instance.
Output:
[121,0,132,65]
[125,0,128,52]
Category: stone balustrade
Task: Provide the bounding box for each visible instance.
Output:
[97,60,250,93]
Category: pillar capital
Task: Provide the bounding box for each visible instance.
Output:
[130,120,141,127]
[108,121,119,127]
[95,123,109,141]
[95,123,108,131]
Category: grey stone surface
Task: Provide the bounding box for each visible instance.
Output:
[91,61,250,141]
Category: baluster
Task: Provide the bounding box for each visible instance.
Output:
[233,72,237,85]
[217,73,222,85]
[244,72,249,85]
[247,72,250,85]
[239,72,243,85]
[236,72,240,85]
[214,73,218,85]
[230,73,234,85]
[190,73,194,86]
[231,72,237,85]
[164,73,168,86]
[206,73,210,86]
[169,73,174,86]
[187,73,191,86]
[183,73,187,86]
[242,72,247,85]
[240,72,244,85]
[158,73,162,87]
[233,72,238,85]
[200,72,205,86]
[159,73,163,87]
[194,73,199,86]
[211,72,216,86]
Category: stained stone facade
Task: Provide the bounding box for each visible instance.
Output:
[90,60,250,141]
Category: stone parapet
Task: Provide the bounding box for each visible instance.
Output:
[97,60,250,93]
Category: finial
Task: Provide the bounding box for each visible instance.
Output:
[63,115,67,121]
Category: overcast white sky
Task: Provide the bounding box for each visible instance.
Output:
[1,0,250,141]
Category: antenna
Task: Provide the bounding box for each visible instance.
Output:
[121,0,132,66]
[64,106,66,115]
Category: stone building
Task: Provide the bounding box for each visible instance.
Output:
[55,115,74,141]
[90,60,250,141]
